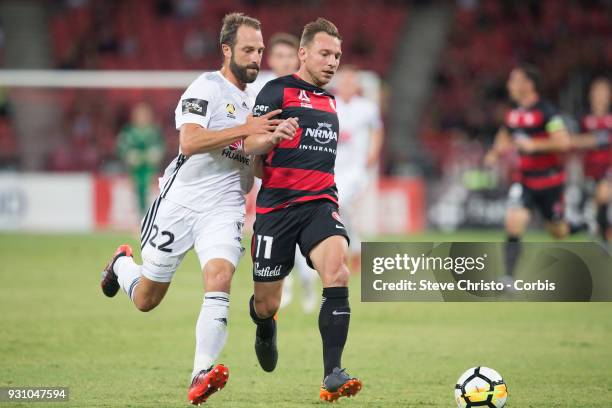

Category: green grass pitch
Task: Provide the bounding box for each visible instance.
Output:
[1,231,611,407]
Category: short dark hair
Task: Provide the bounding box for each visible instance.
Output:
[300,18,341,47]
[268,32,299,51]
[219,12,261,48]
[516,63,542,94]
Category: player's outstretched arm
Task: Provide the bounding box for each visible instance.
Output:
[570,129,610,150]
[179,110,283,156]
[243,117,299,155]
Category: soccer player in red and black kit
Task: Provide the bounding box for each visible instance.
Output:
[571,78,612,242]
[243,18,362,402]
[484,64,572,280]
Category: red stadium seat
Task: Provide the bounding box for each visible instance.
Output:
[45,0,409,170]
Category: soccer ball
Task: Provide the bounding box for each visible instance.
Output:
[454,366,508,408]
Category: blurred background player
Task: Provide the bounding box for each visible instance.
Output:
[117,102,165,217]
[252,32,319,312]
[571,77,612,243]
[484,64,572,280]
[252,32,300,93]
[333,65,384,272]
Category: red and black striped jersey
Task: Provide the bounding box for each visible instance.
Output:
[503,100,566,190]
[580,112,612,179]
[253,74,339,214]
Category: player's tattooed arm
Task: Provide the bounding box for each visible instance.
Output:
[243,116,299,155]
[484,127,512,166]
[179,110,282,156]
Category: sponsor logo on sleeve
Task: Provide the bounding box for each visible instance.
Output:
[253,104,270,116]
[182,98,208,117]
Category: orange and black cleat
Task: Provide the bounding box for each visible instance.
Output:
[100,244,133,297]
[188,364,229,405]
[319,367,362,402]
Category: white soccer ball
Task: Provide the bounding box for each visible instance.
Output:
[454,366,508,408]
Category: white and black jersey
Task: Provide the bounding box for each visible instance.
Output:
[160,71,256,213]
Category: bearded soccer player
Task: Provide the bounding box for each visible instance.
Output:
[98,13,293,405]
[484,64,572,280]
[243,18,362,402]
[571,77,612,242]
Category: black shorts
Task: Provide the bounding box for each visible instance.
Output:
[251,200,349,282]
[507,182,564,222]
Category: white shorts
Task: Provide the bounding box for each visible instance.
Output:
[140,197,245,283]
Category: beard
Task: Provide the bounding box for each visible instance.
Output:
[230,55,259,84]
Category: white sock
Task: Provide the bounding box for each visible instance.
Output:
[113,256,142,302]
[192,292,229,379]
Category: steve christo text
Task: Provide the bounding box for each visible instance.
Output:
[369,253,556,292]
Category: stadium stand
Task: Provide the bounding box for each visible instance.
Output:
[0,87,17,169]
[421,0,612,174]
[44,0,408,171]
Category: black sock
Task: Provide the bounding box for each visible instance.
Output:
[249,295,275,339]
[597,204,609,242]
[504,236,521,277]
[319,287,350,378]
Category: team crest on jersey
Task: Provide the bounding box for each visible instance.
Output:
[226,103,236,119]
[331,211,343,223]
[298,89,313,108]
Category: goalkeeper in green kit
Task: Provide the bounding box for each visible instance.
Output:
[117,102,165,216]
